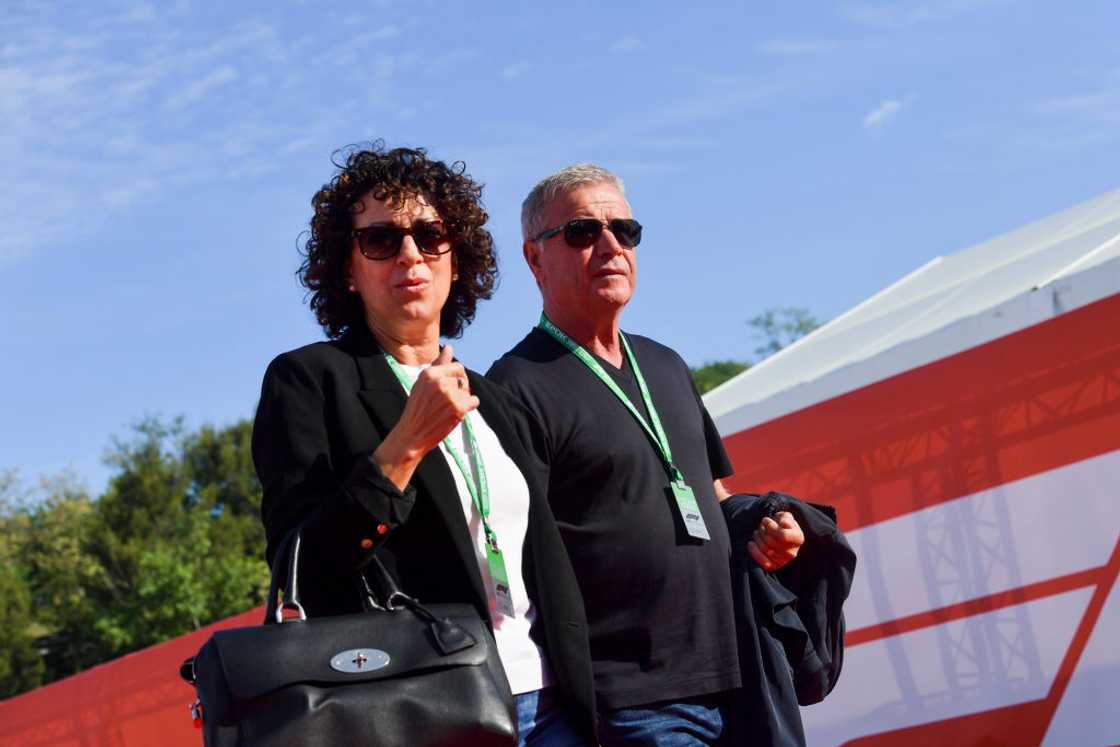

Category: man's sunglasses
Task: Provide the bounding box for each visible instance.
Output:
[534,218,643,249]
[351,221,451,260]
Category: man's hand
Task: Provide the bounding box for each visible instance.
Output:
[748,511,804,572]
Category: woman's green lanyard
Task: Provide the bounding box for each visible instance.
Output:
[384,353,516,617]
[537,313,711,541]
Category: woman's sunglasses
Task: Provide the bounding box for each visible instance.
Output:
[534,218,643,249]
[350,221,451,260]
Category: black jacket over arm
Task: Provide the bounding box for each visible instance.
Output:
[721,491,856,747]
[251,325,596,741]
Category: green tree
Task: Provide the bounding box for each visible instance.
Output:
[2,418,269,698]
[0,472,46,697]
[747,306,822,360]
[689,307,823,394]
[86,417,269,656]
[690,360,751,394]
[0,565,43,698]
[18,473,113,680]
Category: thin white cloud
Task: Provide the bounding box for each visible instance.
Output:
[757,39,839,56]
[501,61,530,81]
[611,36,643,54]
[164,64,238,110]
[370,25,400,41]
[102,178,159,208]
[1025,80,1120,148]
[863,94,914,130]
[0,7,353,268]
[282,136,317,154]
[843,0,1000,28]
[1034,89,1120,121]
[122,3,156,23]
[845,4,932,27]
[184,23,284,66]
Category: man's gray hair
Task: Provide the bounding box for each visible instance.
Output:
[520,163,626,241]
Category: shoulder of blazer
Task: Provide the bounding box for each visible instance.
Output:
[266,338,356,382]
[268,328,398,391]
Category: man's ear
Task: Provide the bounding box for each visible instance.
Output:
[523,239,545,287]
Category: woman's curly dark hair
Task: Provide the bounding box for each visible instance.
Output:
[299,141,498,339]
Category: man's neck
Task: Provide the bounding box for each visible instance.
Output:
[543,302,625,368]
[366,316,441,366]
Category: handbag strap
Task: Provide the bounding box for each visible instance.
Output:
[362,555,421,611]
[263,526,434,625]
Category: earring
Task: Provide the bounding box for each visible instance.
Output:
[451,273,459,281]
[348,284,356,292]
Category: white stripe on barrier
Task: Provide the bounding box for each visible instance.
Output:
[842,449,1120,631]
[804,588,1093,746]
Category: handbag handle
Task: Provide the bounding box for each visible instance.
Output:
[264,526,426,624]
[264,528,307,624]
[262,526,480,655]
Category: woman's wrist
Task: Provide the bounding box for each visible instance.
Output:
[373,433,425,490]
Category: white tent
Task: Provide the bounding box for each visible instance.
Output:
[706,189,1120,746]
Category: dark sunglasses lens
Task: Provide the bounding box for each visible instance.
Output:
[563,219,604,248]
[357,226,402,259]
[413,222,448,254]
[610,219,642,247]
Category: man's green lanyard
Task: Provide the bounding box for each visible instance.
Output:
[384,353,515,617]
[537,313,711,541]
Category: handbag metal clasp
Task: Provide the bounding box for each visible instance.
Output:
[330,648,391,673]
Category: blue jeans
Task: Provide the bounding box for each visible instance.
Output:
[516,687,588,747]
[598,691,732,746]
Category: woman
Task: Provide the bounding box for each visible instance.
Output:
[252,143,594,745]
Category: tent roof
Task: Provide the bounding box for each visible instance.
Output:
[706,188,1120,435]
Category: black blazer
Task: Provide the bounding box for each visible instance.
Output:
[252,324,596,741]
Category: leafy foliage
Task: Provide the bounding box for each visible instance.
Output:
[0,418,269,698]
[691,360,751,394]
[747,307,822,360]
[689,306,824,393]
[0,474,45,697]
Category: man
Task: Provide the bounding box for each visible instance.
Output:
[488,164,805,745]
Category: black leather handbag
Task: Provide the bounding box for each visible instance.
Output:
[181,529,517,746]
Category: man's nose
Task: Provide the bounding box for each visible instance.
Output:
[593,224,625,255]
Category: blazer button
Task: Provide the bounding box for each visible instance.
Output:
[376,523,390,535]
[360,538,374,550]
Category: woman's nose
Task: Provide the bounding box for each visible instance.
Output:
[395,234,424,264]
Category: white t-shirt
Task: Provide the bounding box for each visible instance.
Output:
[398,364,550,695]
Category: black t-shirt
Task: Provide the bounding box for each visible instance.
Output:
[487,328,740,710]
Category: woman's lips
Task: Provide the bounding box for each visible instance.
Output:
[396,277,429,289]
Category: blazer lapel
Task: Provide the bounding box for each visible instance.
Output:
[347,328,487,608]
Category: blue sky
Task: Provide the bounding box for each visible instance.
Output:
[3,0,1119,494]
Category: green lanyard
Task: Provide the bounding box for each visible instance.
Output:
[537,313,711,540]
[384,353,515,616]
